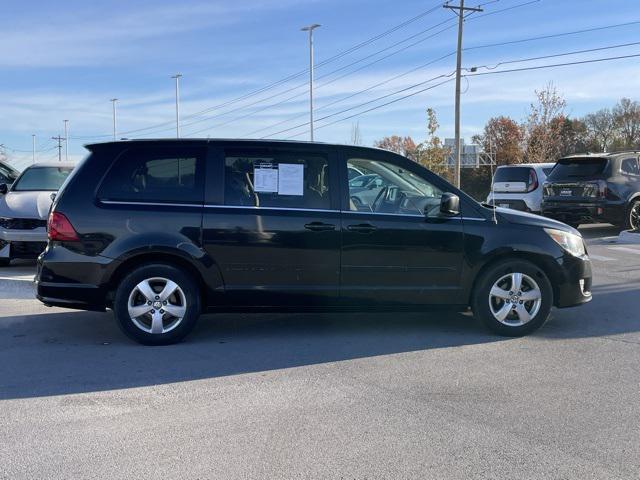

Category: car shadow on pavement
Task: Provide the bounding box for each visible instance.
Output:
[1,282,637,400]
[0,308,506,400]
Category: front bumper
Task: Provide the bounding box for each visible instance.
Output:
[553,253,593,308]
[0,227,48,259]
[542,200,624,226]
[0,226,48,243]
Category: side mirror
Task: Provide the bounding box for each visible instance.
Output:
[439,192,460,216]
[0,184,7,195]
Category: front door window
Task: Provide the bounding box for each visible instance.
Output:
[347,158,443,216]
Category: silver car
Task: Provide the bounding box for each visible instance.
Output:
[0,163,74,265]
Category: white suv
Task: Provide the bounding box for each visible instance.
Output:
[486,163,555,214]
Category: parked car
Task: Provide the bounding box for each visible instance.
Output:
[541,152,640,229]
[486,163,555,214]
[0,160,19,186]
[36,140,592,345]
[0,163,74,265]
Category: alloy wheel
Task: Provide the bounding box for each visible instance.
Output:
[630,201,640,230]
[488,272,542,327]
[127,277,187,334]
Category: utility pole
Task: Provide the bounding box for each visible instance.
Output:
[110,99,118,141]
[52,136,65,162]
[63,120,69,162]
[171,74,182,138]
[32,134,36,163]
[301,24,320,142]
[443,0,482,188]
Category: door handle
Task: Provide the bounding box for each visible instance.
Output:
[347,223,377,233]
[304,222,336,232]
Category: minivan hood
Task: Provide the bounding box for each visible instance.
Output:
[0,191,54,219]
[496,207,578,234]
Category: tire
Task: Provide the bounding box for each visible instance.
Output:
[472,259,553,337]
[113,263,201,345]
[624,199,640,231]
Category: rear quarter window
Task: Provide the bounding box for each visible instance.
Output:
[98,147,205,203]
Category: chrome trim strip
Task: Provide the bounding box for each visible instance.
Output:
[204,205,339,214]
[100,200,202,208]
[100,200,487,221]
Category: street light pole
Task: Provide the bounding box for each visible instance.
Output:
[301,24,320,142]
[63,120,69,162]
[110,99,118,141]
[32,134,36,164]
[171,74,182,138]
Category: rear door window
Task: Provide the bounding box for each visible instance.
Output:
[621,157,640,176]
[98,147,205,203]
[224,150,332,210]
[546,158,607,180]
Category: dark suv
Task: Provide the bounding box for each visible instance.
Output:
[36,140,592,345]
[541,152,640,229]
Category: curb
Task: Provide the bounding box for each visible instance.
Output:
[617,230,640,244]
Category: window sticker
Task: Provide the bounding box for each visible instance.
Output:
[277,163,304,196]
[253,163,278,193]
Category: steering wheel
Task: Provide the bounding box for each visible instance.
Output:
[371,186,388,212]
[350,195,365,209]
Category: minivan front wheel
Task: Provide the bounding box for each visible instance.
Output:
[472,259,553,336]
[114,264,201,345]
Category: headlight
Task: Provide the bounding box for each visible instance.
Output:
[544,228,586,257]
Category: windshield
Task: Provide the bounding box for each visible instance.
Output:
[12,166,73,191]
[547,158,607,180]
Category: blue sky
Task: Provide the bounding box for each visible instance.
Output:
[1,0,639,168]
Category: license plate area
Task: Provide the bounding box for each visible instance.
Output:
[560,189,573,196]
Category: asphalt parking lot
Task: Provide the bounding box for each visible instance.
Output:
[1,224,639,479]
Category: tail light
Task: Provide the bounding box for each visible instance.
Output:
[596,180,607,199]
[526,169,539,192]
[47,212,79,241]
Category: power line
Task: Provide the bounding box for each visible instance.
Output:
[145,17,460,138]
[285,52,640,139]
[262,70,458,138]
[181,23,458,138]
[466,40,640,71]
[465,19,640,52]
[464,51,640,77]
[73,2,447,140]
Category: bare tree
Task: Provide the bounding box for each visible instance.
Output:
[613,98,640,149]
[350,122,363,145]
[524,82,567,163]
[584,108,616,152]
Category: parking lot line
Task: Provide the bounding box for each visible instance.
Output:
[607,246,640,255]
[588,254,616,262]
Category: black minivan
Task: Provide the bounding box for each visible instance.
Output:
[36,140,592,345]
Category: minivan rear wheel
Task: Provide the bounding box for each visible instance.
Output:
[114,264,201,345]
[472,259,553,336]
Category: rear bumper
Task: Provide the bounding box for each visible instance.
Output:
[541,200,624,225]
[35,245,112,311]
